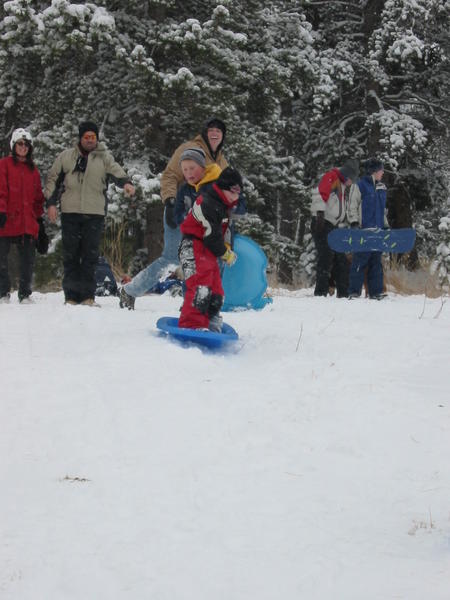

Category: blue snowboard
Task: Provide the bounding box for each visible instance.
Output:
[327,228,416,253]
[156,317,238,349]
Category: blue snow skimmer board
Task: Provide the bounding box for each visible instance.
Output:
[327,228,416,254]
[222,234,272,311]
[156,317,238,349]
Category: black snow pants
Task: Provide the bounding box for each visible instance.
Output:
[311,218,349,298]
[61,213,104,303]
[0,235,36,300]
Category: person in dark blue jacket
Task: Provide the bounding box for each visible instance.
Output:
[347,158,389,300]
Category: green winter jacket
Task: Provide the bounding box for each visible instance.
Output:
[44,142,129,216]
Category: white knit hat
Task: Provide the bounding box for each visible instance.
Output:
[10,128,33,150]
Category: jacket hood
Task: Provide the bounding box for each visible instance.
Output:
[201,117,226,157]
[193,163,222,192]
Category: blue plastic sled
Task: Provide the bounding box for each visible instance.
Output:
[222,234,272,311]
[156,317,238,349]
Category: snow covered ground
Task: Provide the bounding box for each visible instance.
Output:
[1,289,449,599]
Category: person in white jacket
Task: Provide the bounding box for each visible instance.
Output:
[310,159,359,297]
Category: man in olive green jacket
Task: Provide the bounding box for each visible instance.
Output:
[45,121,135,305]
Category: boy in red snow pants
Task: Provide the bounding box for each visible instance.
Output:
[178,167,243,331]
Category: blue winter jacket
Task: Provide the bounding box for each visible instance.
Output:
[358,175,387,228]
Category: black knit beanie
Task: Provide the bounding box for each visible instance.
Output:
[216,167,243,191]
[78,121,99,139]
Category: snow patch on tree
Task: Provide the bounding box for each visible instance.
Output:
[368,110,427,168]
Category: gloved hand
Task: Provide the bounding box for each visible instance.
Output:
[0,212,7,228]
[224,226,232,247]
[316,211,325,232]
[36,218,49,255]
[222,247,237,266]
[350,221,359,229]
[164,198,177,229]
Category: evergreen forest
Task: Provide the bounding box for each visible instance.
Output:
[1,0,449,287]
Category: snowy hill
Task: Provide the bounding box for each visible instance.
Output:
[1,290,449,599]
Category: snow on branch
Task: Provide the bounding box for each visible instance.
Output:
[368,109,428,168]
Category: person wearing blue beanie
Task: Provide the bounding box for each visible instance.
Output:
[348,158,388,300]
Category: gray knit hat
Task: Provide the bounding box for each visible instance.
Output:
[180,147,206,167]
[340,159,359,182]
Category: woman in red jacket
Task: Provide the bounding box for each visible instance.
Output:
[0,128,45,303]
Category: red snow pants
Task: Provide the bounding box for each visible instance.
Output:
[178,237,224,329]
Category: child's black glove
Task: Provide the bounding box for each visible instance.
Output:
[0,212,7,228]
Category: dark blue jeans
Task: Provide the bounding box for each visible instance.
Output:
[349,251,383,297]
[61,213,104,303]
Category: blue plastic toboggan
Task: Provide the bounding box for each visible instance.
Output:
[156,235,271,347]
[222,234,271,311]
[156,317,238,349]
